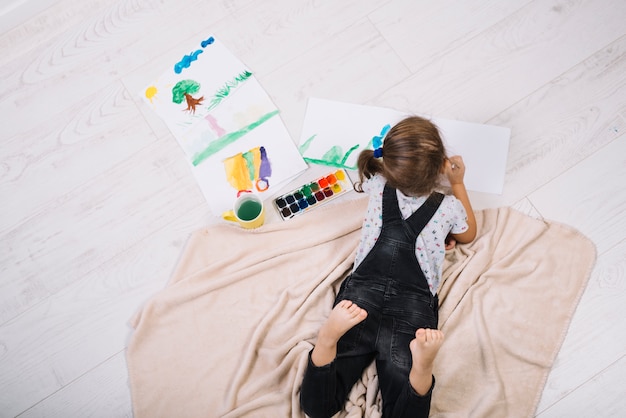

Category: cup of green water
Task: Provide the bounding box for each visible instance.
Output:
[222,192,265,229]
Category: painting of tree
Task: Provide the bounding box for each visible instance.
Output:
[172,79,204,113]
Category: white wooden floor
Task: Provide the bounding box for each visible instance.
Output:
[1,0,625,416]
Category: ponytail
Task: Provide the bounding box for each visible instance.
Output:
[354,149,383,192]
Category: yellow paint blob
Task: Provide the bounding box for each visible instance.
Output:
[224,147,265,192]
[224,153,253,191]
[144,85,158,103]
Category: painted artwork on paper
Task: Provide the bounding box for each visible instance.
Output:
[298,123,391,169]
[299,98,511,194]
[143,36,255,137]
[223,146,272,193]
[179,77,281,167]
[142,36,307,214]
[299,98,408,170]
[190,113,306,214]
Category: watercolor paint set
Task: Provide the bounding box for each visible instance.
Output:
[273,169,352,220]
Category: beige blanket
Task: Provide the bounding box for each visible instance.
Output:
[127,196,595,417]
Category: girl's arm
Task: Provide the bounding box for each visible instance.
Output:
[445,156,477,244]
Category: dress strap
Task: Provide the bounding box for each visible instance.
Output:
[382,184,445,236]
[381,184,403,224]
[405,192,445,235]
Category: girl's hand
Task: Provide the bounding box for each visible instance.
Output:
[445,156,466,185]
[445,154,477,244]
[445,234,457,250]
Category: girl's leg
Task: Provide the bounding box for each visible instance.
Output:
[380,328,444,418]
[409,328,444,395]
[300,300,373,418]
[311,300,368,366]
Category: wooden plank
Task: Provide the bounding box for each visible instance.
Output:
[0,81,156,233]
[0,138,207,323]
[0,0,247,142]
[373,0,626,124]
[208,0,393,76]
[0,203,208,416]
[467,34,626,210]
[528,137,626,254]
[18,352,134,418]
[258,17,411,140]
[369,0,531,72]
[0,0,116,57]
[539,354,626,417]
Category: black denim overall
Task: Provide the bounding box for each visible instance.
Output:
[301,185,444,418]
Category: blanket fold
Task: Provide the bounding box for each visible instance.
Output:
[127,197,595,418]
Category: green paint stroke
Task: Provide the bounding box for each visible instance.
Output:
[303,157,357,170]
[298,134,360,170]
[243,150,255,181]
[340,143,360,165]
[320,143,360,169]
[192,110,279,166]
[206,70,253,111]
[322,146,343,163]
[298,134,317,154]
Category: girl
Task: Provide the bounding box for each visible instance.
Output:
[300,116,477,418]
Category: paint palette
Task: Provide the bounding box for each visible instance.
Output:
[274,169,352,220]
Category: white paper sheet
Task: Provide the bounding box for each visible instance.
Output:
[299,98,510,194]
[142,36,307,215]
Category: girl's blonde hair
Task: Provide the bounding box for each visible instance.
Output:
[356,116,447,196]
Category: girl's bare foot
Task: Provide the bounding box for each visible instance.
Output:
[311,300,368,367]
[409,328,444,395]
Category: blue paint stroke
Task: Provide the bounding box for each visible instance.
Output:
[201,36,215,48]
[174,49,203,74]
[372,124,391,149]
